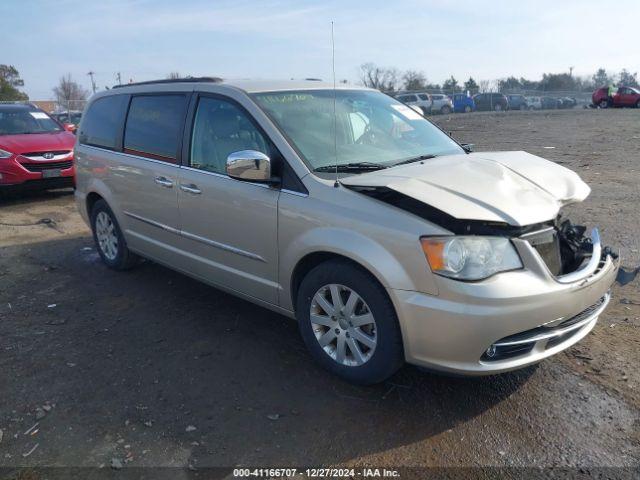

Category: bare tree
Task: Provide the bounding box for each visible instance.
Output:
[167,72,182,79]
[478,79,499,93]
[402,70,427,91]
[359,63,400,92]
[53,74,89,110]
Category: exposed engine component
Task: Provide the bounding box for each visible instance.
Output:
[349,185,616,277]
[557,219,593,274]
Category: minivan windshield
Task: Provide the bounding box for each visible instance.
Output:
[0,108,62,135]
[252,90,463,171]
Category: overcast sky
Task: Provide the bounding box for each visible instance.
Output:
[3,0,639,99]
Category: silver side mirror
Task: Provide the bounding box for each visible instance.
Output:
[226,150,272,183]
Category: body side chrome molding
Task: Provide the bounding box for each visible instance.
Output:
[180,229,266,262]
[124,211,180,234]
[123,211,265,262]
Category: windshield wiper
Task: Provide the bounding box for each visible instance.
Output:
[314,162,387,173]
[392,154,436,167]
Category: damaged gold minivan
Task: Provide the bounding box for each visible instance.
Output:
[75,79,619,384]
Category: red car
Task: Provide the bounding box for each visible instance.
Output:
[592,86,640,108]
[0,103,76,191]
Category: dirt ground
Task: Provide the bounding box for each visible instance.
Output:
[0,109,638,477]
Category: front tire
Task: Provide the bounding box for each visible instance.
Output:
[494,103,503,112]
[599,100,609,108]
[464,105,472,113]
[440,105,451,115]
[296,260,404,384]
[90,199,139,270]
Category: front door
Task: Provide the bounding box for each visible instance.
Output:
[177,94,280,304]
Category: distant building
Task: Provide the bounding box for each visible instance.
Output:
[31,100,57,112]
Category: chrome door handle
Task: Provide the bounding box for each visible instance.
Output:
[180,183,201,194]
[154,176,173,188]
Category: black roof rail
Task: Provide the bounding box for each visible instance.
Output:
[112,76,223,89]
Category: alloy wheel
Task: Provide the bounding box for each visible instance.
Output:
[309,284,377,367]
[95,211,118,261]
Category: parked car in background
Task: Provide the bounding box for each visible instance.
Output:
[450,93,475,113]
[592,86,640,108]
[558,97,577,109]
[473,93,509,111]
[507,94,528,110]
[75,78,618,384]
[395,93,432,115]
[540,96,559,109]
[52,111,83,131]
[526,96,542,110]
[0,103,75,191]
[429,94,453,114]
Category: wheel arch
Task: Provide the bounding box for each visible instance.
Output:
[82,178,123,225]
[86,191,104,217]
[290,252,390,314]
[281,227,424,313]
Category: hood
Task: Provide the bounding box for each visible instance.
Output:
[0,131,75,155]
[340,151,590,227]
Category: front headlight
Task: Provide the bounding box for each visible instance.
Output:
[0,148,13,159]
[420,236,523,280]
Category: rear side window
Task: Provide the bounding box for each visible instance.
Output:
[124,95,188,162]
[418,94,429,100]
[79,95,128,150]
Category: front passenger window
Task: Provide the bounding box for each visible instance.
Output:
[190,97,270,174]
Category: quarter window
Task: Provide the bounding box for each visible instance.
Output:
[79,95,128,150]
[190,97,271,174]
[124,95,188,162]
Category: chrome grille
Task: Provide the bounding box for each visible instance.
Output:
[21,150,71,157]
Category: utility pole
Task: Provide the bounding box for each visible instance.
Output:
[87,71,97,93]
[115,72,122,86]
[569,66,574,77]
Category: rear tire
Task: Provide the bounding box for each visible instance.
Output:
[494,103,503,112]
[464,105,472,113]
[636,100,640,108]
[599,100,608,108]
[440,105,451,115]
[296,260,404,384]
[90,199,139,270]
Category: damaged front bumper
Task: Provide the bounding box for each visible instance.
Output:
[389,226,620,375]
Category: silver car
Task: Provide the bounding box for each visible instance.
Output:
[395,92,432,115]
[75,79,619,384]
[428,93,454,114]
